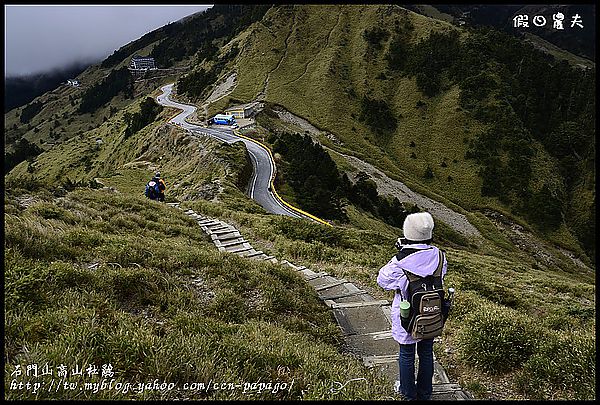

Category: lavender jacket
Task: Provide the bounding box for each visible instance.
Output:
[377,244,447,345]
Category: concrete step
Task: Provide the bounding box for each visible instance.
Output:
[211,232,242,242]
[309,279,358,298]
[199,220,221,227]
[318,289,368,301]
[380,305,393,326]
[347,334,399,357]
[204,227,233,235]
[431,387,473,400]
[325,299,389,309]
[434,358,451,384]
[299,268,319,278]
[432,383,466,394]
[223,245,254,254]
[210,228,242,236]
[206,224,231,231]
[363,354,398,367]
[359,330,393,341]
[197,217,215,223]
[243,250,264,258]
[313,279,349,292]
[335,293,375,304]
[216,239,247,248]
[317,282,362,299]
[331,305,392,335]
[280,260,298,270]
[254,255,278,264]
[234,249,257,257]
[304,272,329,281]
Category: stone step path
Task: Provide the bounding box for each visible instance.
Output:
[170,202,472,400]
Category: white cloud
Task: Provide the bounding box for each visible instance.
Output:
[4,5,212,77]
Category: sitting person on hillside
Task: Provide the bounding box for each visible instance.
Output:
[145,172,166,202]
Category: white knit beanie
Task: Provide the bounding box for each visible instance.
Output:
[403,212,434,242]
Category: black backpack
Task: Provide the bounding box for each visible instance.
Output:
[145,180,160,200]
[399,249,446,340]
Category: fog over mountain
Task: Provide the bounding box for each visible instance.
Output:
[4,5,212,78]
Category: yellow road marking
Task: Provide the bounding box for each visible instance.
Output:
[157,84,332,227]
[234,130,333,227]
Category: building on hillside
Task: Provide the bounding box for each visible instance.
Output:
[225,102,260,119]
[455,11,471,26]
[129,55,157,70]
[67,79,80,87]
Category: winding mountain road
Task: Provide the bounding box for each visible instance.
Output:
[156,84,302,219]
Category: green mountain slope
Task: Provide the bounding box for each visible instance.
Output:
[208,4,594,262]
[5,187,392,400]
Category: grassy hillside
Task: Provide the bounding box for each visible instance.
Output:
[5,187,392,400]
[176,185,595,400]
[5,78,595,401]
[6,4,593,262]
[228,5,492,211]
[214,4,594,262]
[3,56,177,156]
[4,91,392,399]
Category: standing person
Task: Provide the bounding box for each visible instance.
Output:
[377,212,448,400]
[153,172,166,202]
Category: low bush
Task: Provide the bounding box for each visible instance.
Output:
[271,217,343,246]
[459,278,523,309]
[109,267,168,307]
[5,138,43,173]
[5,249,51,309]
[456,304,540,374]
[359,96,397,137]
[446,290,481,321]
[48,261,100,292]
[514,330,595,400]
[123,97,163,138]
[5,188,391,400]
[362,27,390,49]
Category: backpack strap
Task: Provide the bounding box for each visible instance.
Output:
[401,268,419,283]
[433,249,444,277]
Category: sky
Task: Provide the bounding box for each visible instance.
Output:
[4,4,213,77]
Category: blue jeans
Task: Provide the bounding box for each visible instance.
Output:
[398,339,434,400]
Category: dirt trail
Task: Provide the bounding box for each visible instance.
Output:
[199,72,238,122]
[205,72,237,105]
[272,106,482,239]
[278,9,343,89]
[257,9,296,101]
[337,151,482,239]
